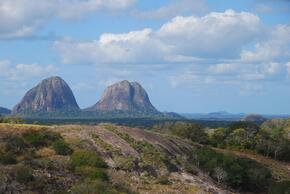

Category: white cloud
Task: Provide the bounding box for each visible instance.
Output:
[241,25,290,62]
[0,60,57,80]
[157,9,261,58]
[53,9,290,94]
[55,10,262,65]
[169,61,285,94]
[0,0,136,39]
[131,0,207,19]
[54,28,167,64]
[208,63,238,74]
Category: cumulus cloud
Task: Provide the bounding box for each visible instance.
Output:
[157,9,261,58]
[0,0,136,39]
[54,29,167,65]
[53,9,290,94]
[0,60,57,80]
[169,61,286,94]
[241,25,290,62]
[54,10,262,65]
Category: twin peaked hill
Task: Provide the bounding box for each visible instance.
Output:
[12,76,168,118]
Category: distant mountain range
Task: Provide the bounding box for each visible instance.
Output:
[11,76,182,119]
[4,76,290,120]
[0,107,11,115]
[182,111,290,121]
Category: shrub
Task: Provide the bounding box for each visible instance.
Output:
[0,152,17,165]
[195,147,272,192]
[111,181,137,194]
[89,168,108,181]
[209,128,227,148]
[15,166,34,183]
[5,136,27,154]
[114,156,136,170]
[1,116,24,124]
[22,130,62,147]
[269,181,290,194]
[71,150,107,168]
[70,180,118,194]
[75,166,108,181]
[170,122,208,144]
[157,176,171,185]
[52,140,73,155]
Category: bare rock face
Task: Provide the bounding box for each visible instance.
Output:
[12,76,80,114]
[86,80,159,113]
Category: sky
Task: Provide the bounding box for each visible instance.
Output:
[0,0,290,114]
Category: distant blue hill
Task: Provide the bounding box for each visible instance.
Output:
[182,111,290,121]
[0,107,11,115]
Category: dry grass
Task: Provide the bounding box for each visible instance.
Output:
[0,123,50,133]
[36,148,56,157]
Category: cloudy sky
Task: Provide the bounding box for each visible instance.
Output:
[0,0,290,114]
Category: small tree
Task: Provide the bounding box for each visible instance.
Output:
[214,167,227,185]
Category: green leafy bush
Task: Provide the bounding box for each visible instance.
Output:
[170,122,208,144]
[195,147,272,192]
[0,152,17,165]
[52,140,73,155]
[71,150,107,168]
[15,166,34,183]
[75,166,108,181]
[22,130,62,147]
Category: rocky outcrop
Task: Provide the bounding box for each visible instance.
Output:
[12,76,79,114]
[86,80,159,114]
[242,114,267,122]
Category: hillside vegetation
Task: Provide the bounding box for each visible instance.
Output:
[0,119,289,193]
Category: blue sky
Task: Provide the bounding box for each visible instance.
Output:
[0,0,290,114]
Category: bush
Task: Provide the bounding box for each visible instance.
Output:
[0,152,17,165]
[5,136,27,154]
[1,116,24,124]
[75,166,108,181]
[170,122,208,144]
[195,147,272,192]
[88,168,108,181]
[23,130,62,147]
[15,166,34,183]
[157,176,171,185]
[71,150,107,168]
[269,181,290,194]
[70,180,118,194]
[52,140,73,155]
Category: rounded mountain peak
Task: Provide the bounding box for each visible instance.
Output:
[86,80,159,113]
[12,76,80,114]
